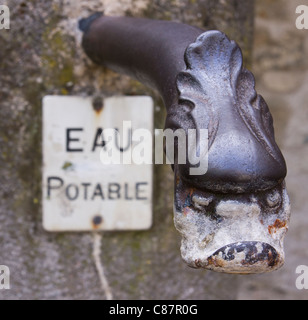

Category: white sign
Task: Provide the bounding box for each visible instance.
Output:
[0,265,10,290]
[0,5,10,30]
[42,95,153,231]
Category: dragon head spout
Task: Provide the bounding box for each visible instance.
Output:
[174,175,290,274]
[169,31,291,274]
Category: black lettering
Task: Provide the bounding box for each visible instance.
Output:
[91,183,104,200]
[81,183,91,200]
[108,183,121,199]
[136,182,148,200]
[66,128,83,152]
[65,184,79,200]
[47,176,64,198]
[124,183,133,200]
[92,128,106,151]
[114,128,131,152]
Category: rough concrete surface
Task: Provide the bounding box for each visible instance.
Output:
[0,0,307,300]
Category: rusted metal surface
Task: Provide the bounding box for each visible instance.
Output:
[206,242,281,271]
[92,96,104,115]
[80,14,291,274]
[92,215,103,229]
[174,175,290,274]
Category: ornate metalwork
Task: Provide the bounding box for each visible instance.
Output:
[80,14,291,274]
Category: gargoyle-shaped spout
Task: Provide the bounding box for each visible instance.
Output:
[80,14,291,274]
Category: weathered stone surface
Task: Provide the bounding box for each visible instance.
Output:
[262,70,305,93]
[238,0,308,300]
[0,0,254,299]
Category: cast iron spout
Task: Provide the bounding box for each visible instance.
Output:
[80,14,202,109]
[80,14,291,274]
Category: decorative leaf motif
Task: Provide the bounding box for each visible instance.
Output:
[176,30,282,163]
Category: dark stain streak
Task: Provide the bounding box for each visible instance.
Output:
[209,241,280,268]
[92,96,104,115]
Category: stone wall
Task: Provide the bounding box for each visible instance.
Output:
[238,0,308,300]
[1,0,307,301]
[0,0,254,300]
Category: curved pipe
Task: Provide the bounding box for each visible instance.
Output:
[80,14,291,274]
[81,14,203,109]
[81,14,286,193]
